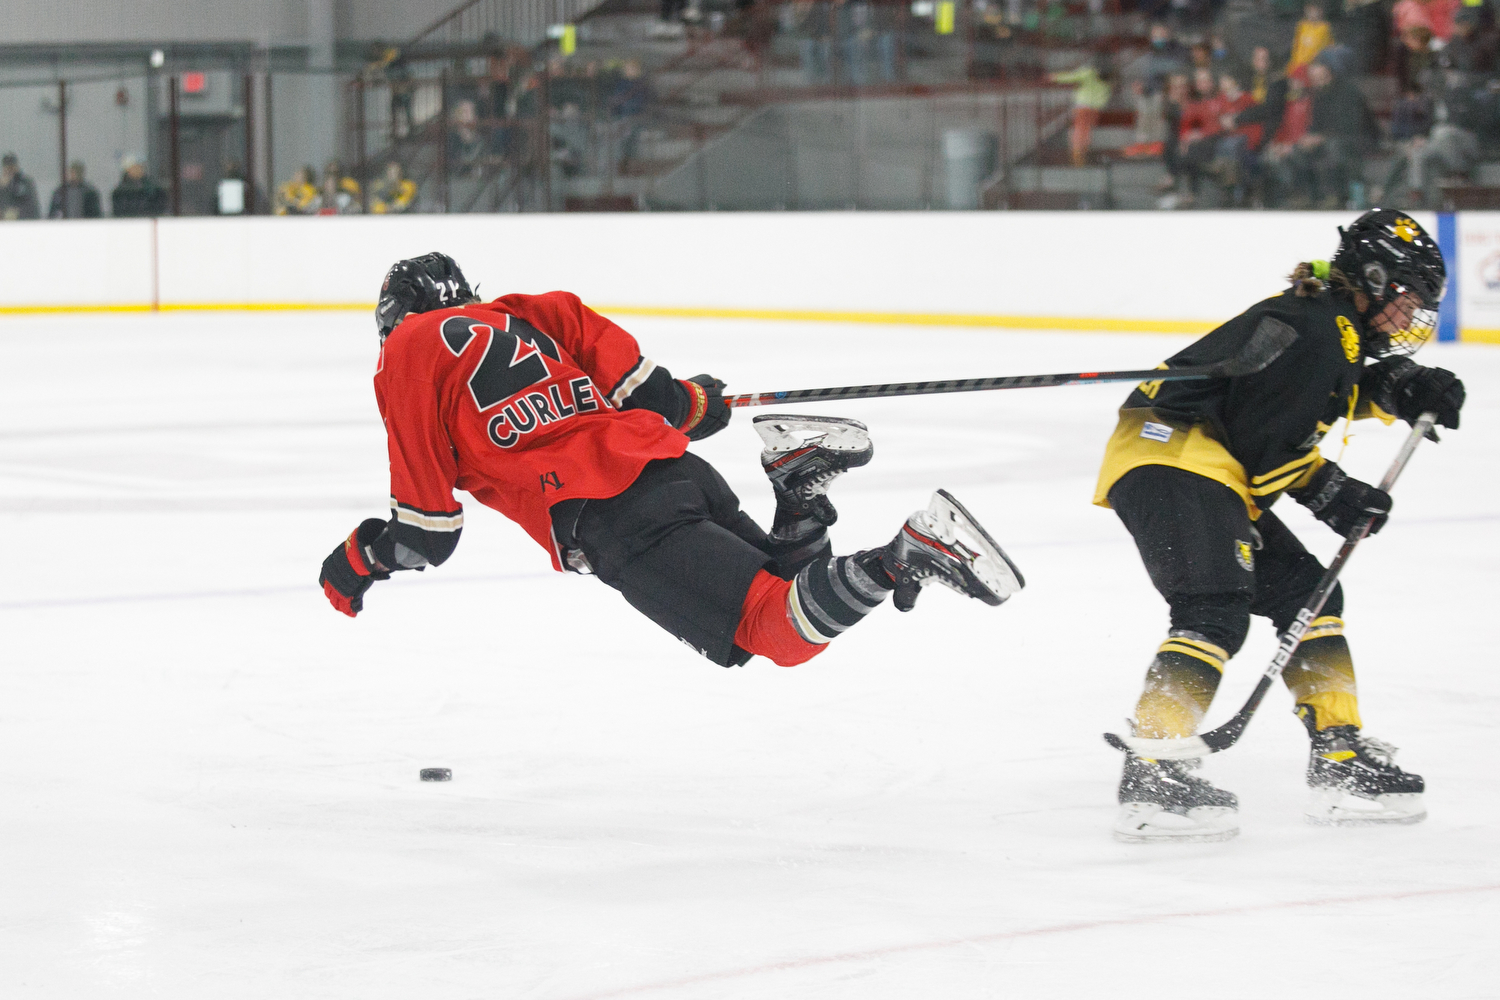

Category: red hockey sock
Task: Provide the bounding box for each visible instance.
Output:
[734,569,828,667]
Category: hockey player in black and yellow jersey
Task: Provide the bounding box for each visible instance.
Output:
[1094,210,1465,841]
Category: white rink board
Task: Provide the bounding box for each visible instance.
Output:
[0,211,1470,331]
[151,211,1387,323]
[0,308,1495,999]
[0,218,154,307]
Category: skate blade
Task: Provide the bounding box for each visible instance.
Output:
[1304,789,1426,827]
[753,414,870,454]
[1112,802,1239,843]
[924,489,1025,604]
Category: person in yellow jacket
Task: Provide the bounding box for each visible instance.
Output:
[1095,211,1464,841]
[1050,60,1113,167]
[1288,2,1333,71]
[274,166,319,215]
[370,161,418,214]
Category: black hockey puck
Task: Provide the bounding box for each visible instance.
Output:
[419,768,452,782]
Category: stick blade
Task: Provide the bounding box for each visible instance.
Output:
[1218,317,1299,377]
[1102,731,1213,760]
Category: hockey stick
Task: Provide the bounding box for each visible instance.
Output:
[724,317,1298,409]
[1103,411,1438,761]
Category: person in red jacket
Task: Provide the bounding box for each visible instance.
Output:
[319,253,1024,668]
[1175,67,1225,204]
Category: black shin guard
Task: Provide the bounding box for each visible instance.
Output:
[786,554,892,645]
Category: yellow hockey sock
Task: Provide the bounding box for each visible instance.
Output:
[1283,617,1362,731]
[1134,634,1228,739]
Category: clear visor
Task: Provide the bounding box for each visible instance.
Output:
[1369,288,1436,356]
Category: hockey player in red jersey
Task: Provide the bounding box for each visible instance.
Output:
[319,253,1023,667]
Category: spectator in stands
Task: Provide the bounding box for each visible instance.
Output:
[1394,0,1462,42]
[1174,66,1226,204]
[1124,77,1169,157]
[1229,49,1291,195]
[110,155,167,218]
[448,99,487,176]
[1208,71,1261,203]
[1406,68,1490,204]
[47,160,101,219]
[796,0,836,84]
[609,59,653,168]
[275,166,318,215]
[0,153,41,220]
[841,0,898,85]
[1261,68,1313,204]
[366,46,415,140]
[1248,45,1281,105]
[1288,2,1333,71]
[1395,24,1438,92]
[370,161,418,214]
[1156,72,1193,197]
[1284,58,1376,207]
[1372,83,1434,203]
[315,160,361,214]
[1439,4,1499,71]
[1050,58,1114,166]
[1128,22,1192,83]
[1341,0,1391,72]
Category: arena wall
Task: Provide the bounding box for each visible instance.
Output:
[1,211,1494,341]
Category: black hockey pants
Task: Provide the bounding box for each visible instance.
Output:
[551,453,822,667]
[1108,464,1343,656]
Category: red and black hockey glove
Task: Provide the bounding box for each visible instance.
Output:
[319,518,392,617]
[1290,462,1393,538]
[678,374,731,441]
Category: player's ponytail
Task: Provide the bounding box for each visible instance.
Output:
[1288,260,1358,298]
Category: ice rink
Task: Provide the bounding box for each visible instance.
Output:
[1,308,1495,999]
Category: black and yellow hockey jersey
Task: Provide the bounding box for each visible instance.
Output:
[1094,287,1393,519]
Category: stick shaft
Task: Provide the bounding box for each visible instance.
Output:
[725,367,1208,409]
[727,318,1299,409]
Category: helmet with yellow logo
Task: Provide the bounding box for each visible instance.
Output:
[1329,209,1446,357]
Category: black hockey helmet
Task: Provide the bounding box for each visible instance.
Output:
[375,252,475,343]
[1329,209,1446,356]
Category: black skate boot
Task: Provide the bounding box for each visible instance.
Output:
[1301,711,1426,826]
[854,489,1023,612]
[755,414,874,528]
[1114,754,1239,843]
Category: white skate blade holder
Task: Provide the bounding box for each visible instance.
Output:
[918,489,1025,603]
[753,414,869,454]
[1306,789,1426,827]
[1114,802,1240,844]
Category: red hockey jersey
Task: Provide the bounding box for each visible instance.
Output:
[374,291,688,570]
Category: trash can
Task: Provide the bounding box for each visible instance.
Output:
[942,128,997,210]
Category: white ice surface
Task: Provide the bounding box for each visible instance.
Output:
[1,311,1496,999]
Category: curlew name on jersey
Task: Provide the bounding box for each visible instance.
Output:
[487,375,604,448]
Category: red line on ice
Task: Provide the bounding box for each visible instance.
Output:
[559,882,1500,1000]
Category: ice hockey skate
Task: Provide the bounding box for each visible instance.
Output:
[1303,723,1426,826]
[857,489,1024,611]
[1113,754,1239,843]
[754,414,874,527]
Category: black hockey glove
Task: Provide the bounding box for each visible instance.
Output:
[678,374,731,441]
[1366,357,1466,430]
[1289,462,1392,538]
[319,518,392,617]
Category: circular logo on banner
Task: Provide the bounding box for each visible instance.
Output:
[1481,252,1500,292]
